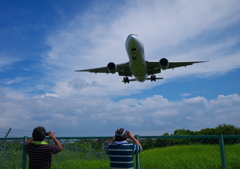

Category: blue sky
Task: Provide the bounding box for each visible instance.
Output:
[1,0,240,137]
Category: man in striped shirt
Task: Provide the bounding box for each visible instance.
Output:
[24,126,63,169]
[106,128,142,169]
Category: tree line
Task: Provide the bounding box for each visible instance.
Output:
[167,124,240,136]
[141,124,240,149]
[166,124,240,136]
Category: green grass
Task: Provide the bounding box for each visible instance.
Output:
[51,150,109,169]
[1,144,240,168]
[50,144,240,169]
[140,144,240,169]
[52,159,109,169]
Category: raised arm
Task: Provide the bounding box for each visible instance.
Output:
[25,137,34,143]
[48,131,63,151]
[127,131,142,147]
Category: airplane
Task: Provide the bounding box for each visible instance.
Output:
[75,34,208,83]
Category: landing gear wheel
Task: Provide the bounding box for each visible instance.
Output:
[151,75,156,82]
[123,77,129,83]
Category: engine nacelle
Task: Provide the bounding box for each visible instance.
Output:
[159,58,169,70]
[107,62,117,74]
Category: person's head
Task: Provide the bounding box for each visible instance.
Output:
[32,126,47,141]
[115,128,128,141]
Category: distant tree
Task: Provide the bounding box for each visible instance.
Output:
[216,124,240,135]
[196,124,240,135]
[173,129,195,135]
[162,132,169,136]
[140,124,240,149]
[197,128,219,135]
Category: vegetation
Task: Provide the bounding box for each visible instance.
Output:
[173,124,240,136]
[140,144,240,169]
[1,124,239,168]
[1,144,239,169]
[142,124,240,149]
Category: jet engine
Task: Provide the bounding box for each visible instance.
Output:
[159,58,169,70]
[107,62,117,74]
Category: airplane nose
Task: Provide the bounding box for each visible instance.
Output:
[128,34,138,38]
[126,34,138,42]
[125,34,139,48]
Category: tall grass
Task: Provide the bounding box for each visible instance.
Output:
[50,144,240,168]
[140,144,240,169]
[51,149,109,169]
[2,144,239,168]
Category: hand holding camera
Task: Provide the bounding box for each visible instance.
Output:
[46,131,55,139]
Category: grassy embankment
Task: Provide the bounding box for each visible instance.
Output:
[50,144,240,169]
[2,144,239,168]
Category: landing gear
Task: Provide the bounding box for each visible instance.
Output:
[151,75,156,82]
[123,77,129,84]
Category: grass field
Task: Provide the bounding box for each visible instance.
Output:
[141,145,218,168]
[1,144,239,168]
[140,144,240,169]
[49,144,240,169]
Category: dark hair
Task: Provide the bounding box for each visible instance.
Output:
[32,126,47,141]
[115,128,127,141]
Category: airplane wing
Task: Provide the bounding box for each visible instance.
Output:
[75,67,107,73]
[116,62,132,76]
[168,61,208,69]
[75,62,133,77]
[146,61,208,75]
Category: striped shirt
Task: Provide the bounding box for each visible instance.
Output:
[106,141,142,169]
[24,143,59,169]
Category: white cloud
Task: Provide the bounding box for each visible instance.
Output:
[1,87,239,137]
[1,0,240,138]
[41,92,59,98]
[181,93,191,97]
[4,77,32,85]
[0,55,22,72]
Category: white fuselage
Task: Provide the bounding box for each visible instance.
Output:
[125,34,147,82]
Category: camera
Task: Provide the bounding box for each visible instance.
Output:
[46,132,55,136]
